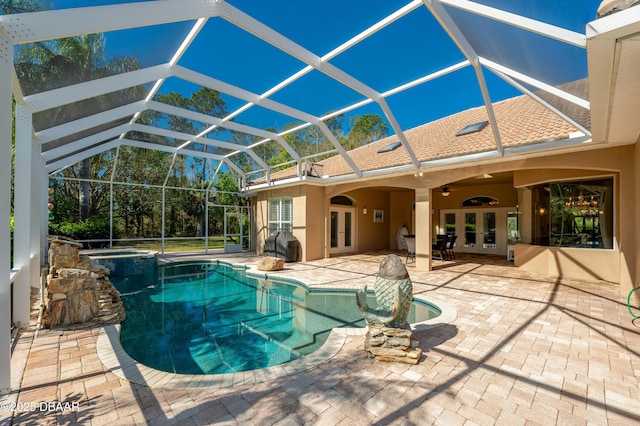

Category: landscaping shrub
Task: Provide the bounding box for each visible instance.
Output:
[49,217,114,248]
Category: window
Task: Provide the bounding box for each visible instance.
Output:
[461,196,499,207]
[268,198,292,233]
[455,121,489,136]
[530,178,613,249]
[444,213,456,236]
[330,195,355,206]
[377,141,402,153]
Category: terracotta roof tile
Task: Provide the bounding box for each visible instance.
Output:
[256,92,582,183]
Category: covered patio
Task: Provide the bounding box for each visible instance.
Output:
[3,252,639,424]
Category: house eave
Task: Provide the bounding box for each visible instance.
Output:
[244,133,602,192]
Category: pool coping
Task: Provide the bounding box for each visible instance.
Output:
[96,263,458,390]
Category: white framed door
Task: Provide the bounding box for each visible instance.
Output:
[223,208,243,253]
[441,208,511,255]
[330,207,356,254]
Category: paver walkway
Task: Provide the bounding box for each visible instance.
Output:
[2,252,640,425]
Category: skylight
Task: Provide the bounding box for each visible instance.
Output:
[455,121,489,137]
[377,141,402,154]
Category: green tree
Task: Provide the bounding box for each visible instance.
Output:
[147,88,228,237]
[344,114,388,150]
[110,146,170,238]
[15,33,143,220]
[0,0,40,14]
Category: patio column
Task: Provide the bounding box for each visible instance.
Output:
[415,188,433,271]
[13,105,41,328]
[0,34,12,395]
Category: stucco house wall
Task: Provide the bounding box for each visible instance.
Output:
[254,185,309,261]
[509,145,634,296]
[305,185,325,261]
[389,190,415,249]
[252,134,638,302]
[292,144,633,298]
[329,188,391,253]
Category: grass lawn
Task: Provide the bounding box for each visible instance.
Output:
[113,237,242,252]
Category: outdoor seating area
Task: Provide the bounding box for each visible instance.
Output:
[404,235,416,263]
[3,251,639,424]
[446,235,457,259]
[432,234,457,261]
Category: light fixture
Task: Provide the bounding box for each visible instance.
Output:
[441,185,451,197]
[565,194,600,216]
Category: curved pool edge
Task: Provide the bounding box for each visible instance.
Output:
[97,324,354,390]
[97,296,457,390]
[97,260,458,390]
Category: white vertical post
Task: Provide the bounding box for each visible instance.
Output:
[109,146,120,249]
[205,189,209,254]
[34,132,46,282]
[109,181,113,248]
[14,105,36,327]
[40,159,48,267]
[0,34,13,395]
[223,206,227,252]
[161,187,165,256]
[240,207,244,251]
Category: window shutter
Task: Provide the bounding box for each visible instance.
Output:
[269,200,278,222]
[282,198,292,222]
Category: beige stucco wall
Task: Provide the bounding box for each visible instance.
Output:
[389,191,415,249]
[414,188,432,271]
[254,186,309,261]
[254,144,639,298]
[515,244,621,282]
[632,142,640,307]
[510,145,632,292]
[305,185,325,261]
[333,188,391,253]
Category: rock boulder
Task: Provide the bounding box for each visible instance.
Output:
[257,256,285,271]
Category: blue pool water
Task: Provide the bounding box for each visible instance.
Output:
[112,261,440,375]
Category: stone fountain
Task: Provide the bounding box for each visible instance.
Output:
[43,237,125,328]
[356,254,422,364]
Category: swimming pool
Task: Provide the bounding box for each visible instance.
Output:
[111,261,440,375]
[87,249,158,277]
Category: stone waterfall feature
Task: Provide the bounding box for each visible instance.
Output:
[43,237,125,328]
[356,254,422,364]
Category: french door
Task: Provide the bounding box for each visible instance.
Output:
[441,208,511,255]
[330,207,355,254]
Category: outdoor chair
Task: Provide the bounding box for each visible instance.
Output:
[446,235,458,259]
[404,236,416,263]
[432,235,449,261]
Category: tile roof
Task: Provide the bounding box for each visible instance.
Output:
[255,90,585,184]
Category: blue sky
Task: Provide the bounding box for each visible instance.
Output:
[46,0,601,138]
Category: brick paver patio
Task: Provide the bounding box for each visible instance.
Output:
[2,252,639,425]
